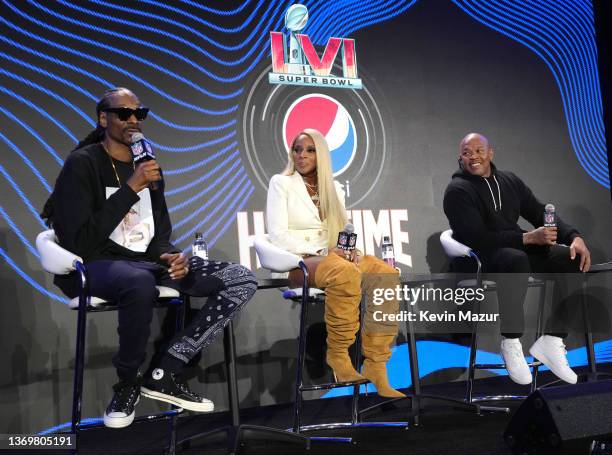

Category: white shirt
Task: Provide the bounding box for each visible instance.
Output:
[266,172,346,256]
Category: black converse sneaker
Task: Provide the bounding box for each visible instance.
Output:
[103,380,141,429]
[141,368,214,412]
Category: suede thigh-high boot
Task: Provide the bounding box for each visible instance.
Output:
[359,255,405,397]
[314,253,365,382]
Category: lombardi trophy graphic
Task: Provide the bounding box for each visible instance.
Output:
[285,4,310,75]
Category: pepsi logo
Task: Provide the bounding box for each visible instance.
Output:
[241,65,387,207]
[283,94,357,176]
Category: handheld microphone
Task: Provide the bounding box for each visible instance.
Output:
[544,203,556,228]
[130,132,158,190]
[337,223,357,253]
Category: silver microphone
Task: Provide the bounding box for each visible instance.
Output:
[337,223,357,251]
[130,132,158,191]
[544,203,556,228]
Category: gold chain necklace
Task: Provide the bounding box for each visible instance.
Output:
[101,143,140,245]
[304,180,318,190]
[101,142,134,187]
[310,192,320,208]
[304,181,320,208]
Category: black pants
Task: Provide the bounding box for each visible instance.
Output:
[454,244,582,338]
[84,259,257,381]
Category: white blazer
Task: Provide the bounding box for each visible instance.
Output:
[266,172,346,256]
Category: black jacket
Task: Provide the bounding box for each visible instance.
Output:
[47,143,178,295]
[443,163,580,253]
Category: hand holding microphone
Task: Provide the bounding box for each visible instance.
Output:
[127,132,161,193]
[523,203,558,246]
[335,223,358,261]
[526,226,557,245]
[541,203,558,244]
[127,160,161,193]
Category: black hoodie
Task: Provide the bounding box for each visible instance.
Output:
[443,163,580,253]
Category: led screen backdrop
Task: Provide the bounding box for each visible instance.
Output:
[0,0,610,433]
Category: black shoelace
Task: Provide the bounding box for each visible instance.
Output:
[173,375,202,401]
[111,382,139,410]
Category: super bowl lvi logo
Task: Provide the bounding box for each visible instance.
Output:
[240,3,389,208]
[269,4,362,89]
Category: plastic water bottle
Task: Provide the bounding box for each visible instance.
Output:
[381,235,395,268]
[192,232,208,260]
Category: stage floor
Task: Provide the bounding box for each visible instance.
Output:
[65,366,611,454]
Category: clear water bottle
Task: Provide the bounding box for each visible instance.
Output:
[192,232,208,260]
[381,235,395,268]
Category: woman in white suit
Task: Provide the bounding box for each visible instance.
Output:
[266,128,403,397]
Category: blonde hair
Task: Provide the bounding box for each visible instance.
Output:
[282,129,348,248]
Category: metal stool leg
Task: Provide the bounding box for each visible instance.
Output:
[530,281,546,393]
[64,266,191,454]
[71,262,89,453]
[165,411,178,455]
[176,312,308,453]
[539,270,612,388]
[360,284,480,424]
[351,298,364,425]
[290,262,408,441]
[468,279,547,409]
[464,267,510,412]
[165,295,186,455]
[581,277,612,382]
[225,320,241,453]
[227,318,309,454]
[466,312,478,404]
[293,269,310,433]
[290,263,357,443]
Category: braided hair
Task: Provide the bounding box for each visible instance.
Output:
[41,87,130,225]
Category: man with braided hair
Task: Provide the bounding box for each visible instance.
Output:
[42,88,258,428]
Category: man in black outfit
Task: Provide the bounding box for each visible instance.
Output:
[443,132,591,385]
[42,87,258,428]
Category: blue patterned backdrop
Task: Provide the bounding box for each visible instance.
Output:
[0,0,610,433]
[0,0,608,305]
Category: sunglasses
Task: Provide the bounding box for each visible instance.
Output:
[103,106,149,121]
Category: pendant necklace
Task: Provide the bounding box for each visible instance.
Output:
[101,142,135,187]
[305,180,320,208]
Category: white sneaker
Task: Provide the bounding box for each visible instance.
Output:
[500,338,533,385]
[529,335,577,384]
